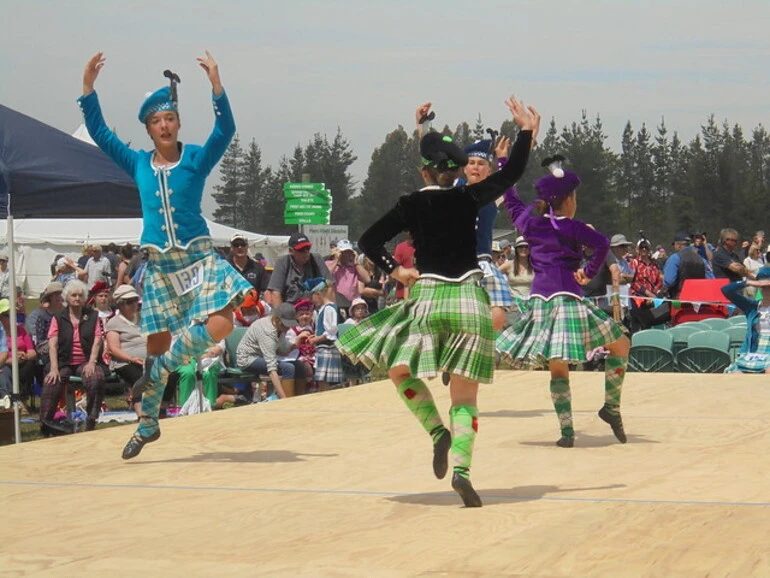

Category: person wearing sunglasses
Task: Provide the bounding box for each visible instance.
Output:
[266,233,332,306]
[227,233,268,292]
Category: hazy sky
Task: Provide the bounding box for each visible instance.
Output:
[2,0,769,219]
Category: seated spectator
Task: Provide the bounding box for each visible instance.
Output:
[233,289,270,327]
[0,299,37,406]
[266,233,332,306]
[40,279,107,434]
[662,233,710,299]
[712,228,746,282]
[34,282,65,365]
[743,244,763,298]
[105,285,146,402]
[500,236,534,303]
[88,281,114,323]
[53,256,87,287]
[340,298,371,387]
[176,335,226,411]
[25,291,47,341]
[722,267,770,373]
[235,302,310,398]
[285,299,316,392]
[628,240,665,331]
[305,277,343,392]
[0,251,10,300]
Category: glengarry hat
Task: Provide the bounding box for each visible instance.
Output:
[420,132,468,171]
[464,139,493,161]
[302,277,328,294]
[138,86,177,124]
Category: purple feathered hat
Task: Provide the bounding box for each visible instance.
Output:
[528,155,581,230]
[534,155,581,204]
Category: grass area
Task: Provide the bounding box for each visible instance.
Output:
[2,394,134,445]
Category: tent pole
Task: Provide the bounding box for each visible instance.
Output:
[7,214,21,444]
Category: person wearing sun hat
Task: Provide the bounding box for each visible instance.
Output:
[497,155,630,449]
[77,51,253,459]
[336,96,539,507]
[104,285,146,401]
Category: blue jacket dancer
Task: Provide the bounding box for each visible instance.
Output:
[78,52,253,459]
[721,267,770,373]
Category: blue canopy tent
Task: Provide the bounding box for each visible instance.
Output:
[0,104,141,442]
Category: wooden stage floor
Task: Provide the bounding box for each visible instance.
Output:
[1,371,769,577]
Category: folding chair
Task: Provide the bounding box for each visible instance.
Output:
[628,330,675,372]
[675,330,732,373]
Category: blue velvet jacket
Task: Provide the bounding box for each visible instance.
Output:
[77,90,235,252]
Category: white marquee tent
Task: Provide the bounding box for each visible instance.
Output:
[0,218,289,296]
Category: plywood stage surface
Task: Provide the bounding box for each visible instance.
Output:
[1,371,769,577]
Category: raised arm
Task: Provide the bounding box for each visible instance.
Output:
[465,95,540,207]
[77,52,138,176]
[194,50,236,175]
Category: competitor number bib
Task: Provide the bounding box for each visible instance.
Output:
[169,261,205,296]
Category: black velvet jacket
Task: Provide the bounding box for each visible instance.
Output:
[359,130,532,279]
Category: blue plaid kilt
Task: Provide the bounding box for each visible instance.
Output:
[496,294,624,369]
[479,259,514,308]
[727,334,770,373]
[315,344,344,384]
[141,238,253,336]
[336,273,495,383]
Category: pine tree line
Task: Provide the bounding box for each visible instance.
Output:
[212,113,770,248]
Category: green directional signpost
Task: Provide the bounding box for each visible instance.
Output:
[284,182,332,225]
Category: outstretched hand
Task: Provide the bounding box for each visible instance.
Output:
[494,136,511,160]
[505,95,541,142]
[196,50,223,96]
[82,52,106,95]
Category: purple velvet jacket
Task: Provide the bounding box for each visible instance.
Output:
[503,188,610,299]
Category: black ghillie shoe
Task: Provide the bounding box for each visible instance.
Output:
[432,427,451,479]
[556,435,575,448]
[598,406,627,444]
[451,473,482,508]
[441,372,450,386]
[121,429,161,460]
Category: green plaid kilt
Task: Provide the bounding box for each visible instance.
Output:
[141,238,253,336]
[336,274,495,383]
[496,294,624,369]
[728,334,770,373]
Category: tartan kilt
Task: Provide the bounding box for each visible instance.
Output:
[141,238,253,336]
[336,273,495,383]
[479,259,514,308]
[496,294,624,369]
[315,344,344,384]
[727,334,770,373]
